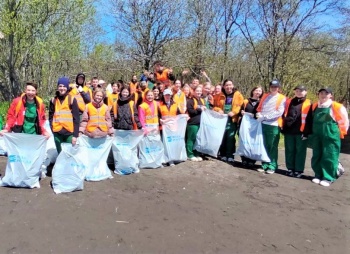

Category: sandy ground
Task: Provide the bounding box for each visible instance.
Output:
[0,147,349,254]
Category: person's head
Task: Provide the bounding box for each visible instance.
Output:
[86,80,91,88]
[93,88,105,103]
[145,90,154,102]
[91,77,99,89]
[203,83,212,96]
[163,88,173,103]
[250,86,263,99]
[173,80,182,92]
[120,86,130,98]
[183,85,191,97]
[98,79,106,88]
[318,87,332,103]
[111,82,119,93]
[76,73,85,86]
[191,78,199,89]
[148,72,154,79]
[117,80,124,90]
[25,82,38,101]
[294,85,307,98]
[153,60,164,73]
[269,79,281,95]
[214,84,222,95]
[152,86,160,98]
[57,77,70,96]
[131,75,137,83]
[193,86,202,99]
[140,81,148,91]
[223,78,234,94]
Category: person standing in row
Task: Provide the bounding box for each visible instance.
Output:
[1,82,50,139]
[172,80,187,113]
[239,86,263,168]
[79,88,114,138]
[138,90,159,131]
[283,85,312,178]
[186,86,206,162]
[311,88,349,187]
[69,73,91,116]
[213,78,244,163]
[49,77,80,153]
[256,79,286,174]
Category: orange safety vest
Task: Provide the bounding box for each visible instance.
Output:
[69,86,89,112]
[173,91,186,113]
[155,69,171,87]
[86,103,108,132]
[113,100,137,130]
[193,97,205,109]
[129,82,138,94]
[139,101,159,124]
[159,102,178,119]
[107,93,119,107]
[52,96,74,133]
[141,88,150,100]
[257,93,285,127]
[284,98,311,132]
[312,102,348,139]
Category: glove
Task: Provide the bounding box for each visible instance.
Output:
[78,86,83,93]
[301,135,308,140]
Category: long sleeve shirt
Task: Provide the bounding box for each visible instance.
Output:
[260,93,286,126]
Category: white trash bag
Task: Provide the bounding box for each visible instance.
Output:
[0,136,7,156]
[52,144,86,194]
[43,120,58,165]
[162,114,187,162]
[78,135,113,181]
[0,133,47,188]
[139,128,164,169]
[236,114,270,162]
[194,110,227,157]
[112,129,144,175]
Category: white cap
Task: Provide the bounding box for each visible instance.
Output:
[163,88,172,96]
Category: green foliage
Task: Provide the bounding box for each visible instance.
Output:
[0,102,10,125]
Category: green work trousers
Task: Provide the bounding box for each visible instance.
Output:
[219,121,237,159]
[186,124,200,158]
[284,134,308,172]
[262,124,280,171]
[54,133,73,154]
[311,107,340,182]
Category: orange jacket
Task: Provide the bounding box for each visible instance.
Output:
[212,91,244,122]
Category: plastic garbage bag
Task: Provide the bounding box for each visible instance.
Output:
[43,120,58,165]
[194,110,227,157]
[78,135,113,181]
[52,143,85,194]
[139,129,164,169]
[162,114,187,162]
[0,133,47,188]
[112,129,144,175]
[0,136,7,156]
[236,114,270,162]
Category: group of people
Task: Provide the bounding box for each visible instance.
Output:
[0,61,349,187]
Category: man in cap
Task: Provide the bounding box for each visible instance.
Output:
[282,85,312,178]
[256,79,286,174]
[49,77,80,153]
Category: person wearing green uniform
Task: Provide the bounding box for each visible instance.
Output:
[311,88,349,187]
[0,82,49,138]
[282,85,312,178]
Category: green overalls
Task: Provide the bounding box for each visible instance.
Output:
[261,124,280,171]
[311,107,341,182]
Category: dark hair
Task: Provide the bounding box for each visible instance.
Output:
[152,86,160,91]
[250,86,264,98]
[120,86,130,95]
[153,60,163,67]
[26,82,38,90]
[222,78,234,87]
[91,76,98,81]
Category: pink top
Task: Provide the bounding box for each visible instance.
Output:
[138,100,158,128]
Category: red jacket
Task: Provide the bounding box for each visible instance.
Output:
[5,94,47,135]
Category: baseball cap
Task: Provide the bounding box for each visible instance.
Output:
[163,88,173,96]
[318,87,332,94]
[269,79,281,87]
[294,85,307,91]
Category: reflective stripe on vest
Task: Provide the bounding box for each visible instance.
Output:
[257,93,285,127]
[312,102,348,139]
[140,101,158,124]
[284,98,311,132]
[52,96,73,132]
[86,103,108,132]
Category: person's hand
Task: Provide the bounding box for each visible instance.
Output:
[201,105,207,111]
[218,109,224,114]
[228,112,234,117]
[43,132,51,140]
[182,69,190,76]
[78,86,83,93]
[241,110,245,115]
[0,129,8,136]
[168,68,173,74]
[72,137,77,146]
[142,128,149,136]
[109,133,114,137]
[301,135,308,140]
[200,70,207,77]
[159,119,164,125]
[257,116,264,122]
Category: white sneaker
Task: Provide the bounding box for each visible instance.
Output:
[319,180,331,187]
[256,168,265,173]
[169,162,175,167]
[312,178,321,184]
[266,170,275,174]
[188,157,198,162]
[221,157,227,162]
[228,158,234,163]
[196,157,203,161]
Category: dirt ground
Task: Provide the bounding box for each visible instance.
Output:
[0,147,349,254]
